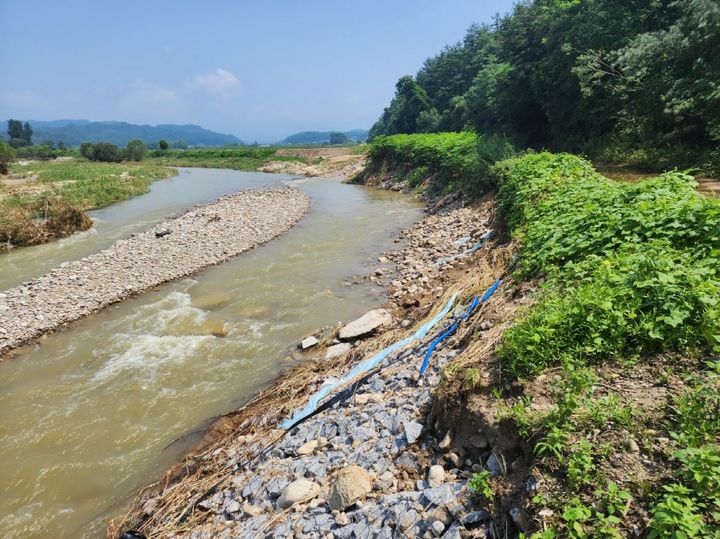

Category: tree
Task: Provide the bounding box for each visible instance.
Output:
[92,142,121,162]
[369,76,438,137]
[329,132,349,145]
[0,142,16,174]
[125,139,146,161]
[22,122,33,146]
[158,139,169,150]
[7,119,26,148]
[79,142,95,160]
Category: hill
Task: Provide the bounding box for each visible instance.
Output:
[5,120,243,147]
[281,129,368,145]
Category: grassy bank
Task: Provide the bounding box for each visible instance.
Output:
[360,133,719,537]
[356,132,515,198]
[146,147,309,170]
[493,153,719,537]
[1,160,174,249]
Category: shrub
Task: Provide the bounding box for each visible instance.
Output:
[0,142,16,174]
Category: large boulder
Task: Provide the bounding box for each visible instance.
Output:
[338,309,392,340]
[327,465,372,510]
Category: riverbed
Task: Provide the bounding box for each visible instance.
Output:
[0,169,423,538]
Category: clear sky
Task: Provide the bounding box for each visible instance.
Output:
[0,0,515,142]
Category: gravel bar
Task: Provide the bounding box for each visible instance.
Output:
[0,187,310,358]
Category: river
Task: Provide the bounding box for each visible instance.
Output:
[0,168,423,538]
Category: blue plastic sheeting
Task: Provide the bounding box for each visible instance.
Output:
[418,278,502,377]
[435,230,493,266]
[279,292,460,430]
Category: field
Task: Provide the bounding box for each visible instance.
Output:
[145,147,309,170]
[0,160,174,249]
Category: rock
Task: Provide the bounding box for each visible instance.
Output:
[338,309,392,340]
[469,434,488,449]
[627,438,640,453]
[446,452,461,468]
[431,520,446,536]
[486,453,502,476]
[296,440,318,456]
[328,465,372,510]
[300,336,319,350]
[242,502,263,517]
[277,479,320,509]
[225,499,242,513]
[335,512,350,526]
[403,421,423,444]
[438,431,452,449]
[427,465,445,487]
[462,510,489,525]
[325,343,351,359]
[400,319,411,328]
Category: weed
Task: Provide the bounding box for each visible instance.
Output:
[468,470,494,501]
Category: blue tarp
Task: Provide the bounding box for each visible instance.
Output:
[279,292,460,430]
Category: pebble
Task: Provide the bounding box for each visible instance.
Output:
[403,421,423,444]
[277,479,321,509]
[300,336,319,350]
[427,465,445,487]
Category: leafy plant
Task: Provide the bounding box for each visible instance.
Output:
[468,470,494,501]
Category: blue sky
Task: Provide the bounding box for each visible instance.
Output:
[0,0,515,142]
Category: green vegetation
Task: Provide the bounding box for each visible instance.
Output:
[363,132,515,198]
[491,153,720,537]
[281,129,368,145]
[146,147,307,171]
[0,143,16,174]
[370,0,720,175]
[7,119,33,148]
[1,161,174,248]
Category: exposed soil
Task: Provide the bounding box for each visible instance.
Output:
[258,147,366,177]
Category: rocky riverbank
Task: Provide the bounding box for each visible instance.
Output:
[113,197,511,538]
[0,188,310,358]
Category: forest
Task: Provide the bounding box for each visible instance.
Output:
[370,0,719,172]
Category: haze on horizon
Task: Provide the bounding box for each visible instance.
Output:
[0,0,514,143]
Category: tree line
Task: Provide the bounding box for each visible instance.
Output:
[369,0,719,166]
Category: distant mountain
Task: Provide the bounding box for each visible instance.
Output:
[4,120,243,147]
[281,129,368,145]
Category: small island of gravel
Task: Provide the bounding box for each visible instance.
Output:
[0,187,310,357]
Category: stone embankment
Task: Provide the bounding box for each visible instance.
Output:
[0,188,310,357]
[122,200,503,539]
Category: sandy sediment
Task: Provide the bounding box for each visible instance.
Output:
[0,188,310,358]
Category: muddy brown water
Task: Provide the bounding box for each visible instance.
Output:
[0,169,423,538]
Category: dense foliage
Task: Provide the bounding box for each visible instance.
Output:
[365,132,515,198]
[492,153,719,536]
[370,1,720,171]
[496,153,720,375]
[6,119,33,148]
